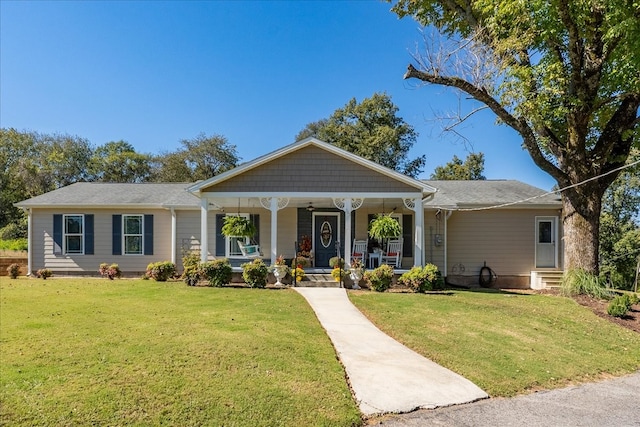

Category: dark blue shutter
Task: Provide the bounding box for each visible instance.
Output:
[112,215,122,255]
[215,214,225,256]
[144,215,153,255]
[402,215,413,257]
[53,214,63,255]
[250,214,260,244]
[84,214,94,255]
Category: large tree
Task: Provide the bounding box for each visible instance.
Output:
[599,149,640,289]
[150,133,240,182]
[431,152,486,180]
[0,129,94,229]
[90,141,152,183]
[391,0,640,273]
[296,92,426,178]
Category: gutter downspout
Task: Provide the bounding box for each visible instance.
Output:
[419,192,435,267]
[170,208,177,266]
[443,210,452,278]
[25,208,32,276]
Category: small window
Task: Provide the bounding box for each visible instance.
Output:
[64,214,84,254]
[123,215,143,255]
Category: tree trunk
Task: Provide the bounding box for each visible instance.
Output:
[561,194,601,274]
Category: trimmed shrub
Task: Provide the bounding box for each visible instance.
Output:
[146,261,176,282]
[398,264,444,292]
[364,264,394,292]
[99,263,122,280]
[181,250,201,286]
[607,294,632,318]
[7,263,20,279]
[241,259,269,288]
[201,259,233,287]
[561,269,612,300]
[36,269,53,279]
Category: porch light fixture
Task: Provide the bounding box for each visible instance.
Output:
[306,203,315,212]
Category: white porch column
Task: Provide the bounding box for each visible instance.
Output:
[170,208,177,265]
[270,197,278,262]
[200,198,208,263]
[260,197,290,262]
[405,198,425,267]
[333,198,364,268]
[343,199,353,267]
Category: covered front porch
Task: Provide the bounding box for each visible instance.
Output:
[187,138,437,269]
[195,194,428,270]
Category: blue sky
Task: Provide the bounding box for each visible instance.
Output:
[1,1,556,190]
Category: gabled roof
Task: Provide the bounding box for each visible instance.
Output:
[422,180,561,209]
[15,182,200,209]
[188,137,437,195]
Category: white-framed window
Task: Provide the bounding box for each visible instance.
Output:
[123,214,144,255]
[64,214,84,254]
[226,213,250,257]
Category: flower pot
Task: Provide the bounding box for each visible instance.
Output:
[273,266,287,287]
[349,268,363,289]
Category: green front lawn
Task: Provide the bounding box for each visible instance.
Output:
[349,289,640,397]
[0,278,361,426]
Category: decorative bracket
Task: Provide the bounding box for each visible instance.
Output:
[332,198,364,212]
[260,197,289,211]
[403,198,417,209]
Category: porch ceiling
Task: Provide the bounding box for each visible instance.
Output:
[206,196,416,211]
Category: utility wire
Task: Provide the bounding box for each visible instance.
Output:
[430,159,640,212]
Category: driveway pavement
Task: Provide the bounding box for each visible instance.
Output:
[375,371,640,426]
[294,287,488,416]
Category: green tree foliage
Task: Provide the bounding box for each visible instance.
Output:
[599,149,640,289]
[296,92,426,178]
[391,0,640,274]
[150,133,240,182]
[431,152,486,180]
[0,128,93,229]
[90,141,152,183]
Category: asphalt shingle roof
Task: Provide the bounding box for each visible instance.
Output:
[15,180,561,210]
[422,180,561,209]
[15,182,200,208]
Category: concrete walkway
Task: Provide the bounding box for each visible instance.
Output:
[294,287,488,416]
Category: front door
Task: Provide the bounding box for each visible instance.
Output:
[535,217,557,268]
[314,213,340,267]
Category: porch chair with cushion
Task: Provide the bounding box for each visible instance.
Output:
[237,241,262,258]
[351,239,368,265]
[381,238,403,268]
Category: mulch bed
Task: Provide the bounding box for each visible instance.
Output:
[536,289,640,334]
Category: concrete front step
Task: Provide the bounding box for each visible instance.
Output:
[297,274,343,288]
[531,270,564,289]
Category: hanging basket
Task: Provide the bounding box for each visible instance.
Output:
[221,215,256,238]
[368,214,402,241]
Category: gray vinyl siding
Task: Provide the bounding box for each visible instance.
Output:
[175,210,202,270]
[424,210,445,269]
[445,209,556,277]
[33,208,172,274]
[203,145,419,193]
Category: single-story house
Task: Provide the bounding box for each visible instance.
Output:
[15,137,563,288]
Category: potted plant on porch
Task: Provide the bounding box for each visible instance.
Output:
[368,214,402,243]
[221,215,256,238]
